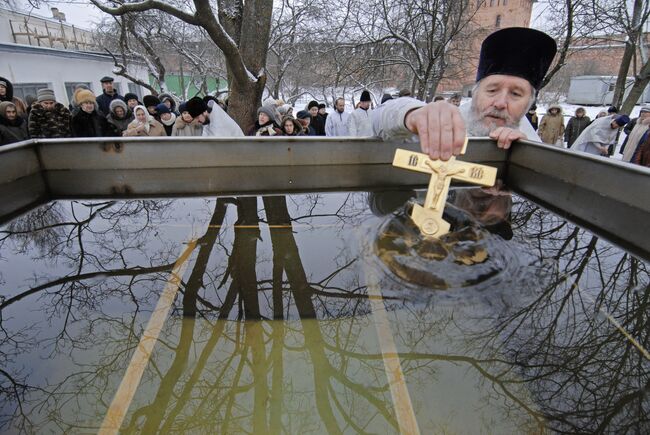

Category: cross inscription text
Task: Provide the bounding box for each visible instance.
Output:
[392,144,497,238]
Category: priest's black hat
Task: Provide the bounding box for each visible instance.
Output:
[476,28,557,90]
[186,97,208,118]
[360,90,371,102]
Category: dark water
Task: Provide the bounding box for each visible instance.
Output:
[0,188,648,433]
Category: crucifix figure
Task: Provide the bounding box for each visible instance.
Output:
[392,140,497,238]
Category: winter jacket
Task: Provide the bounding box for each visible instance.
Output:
[28,102,72,138]
[633,134,650,167]
[348,107,374,136]
[71,109,111,137]
[96,91,125,117]
[123,118,167,137]
[564,115,591,147]
[0,114,29,145]
[325,110,350,136]
[309,114,326,136]
[171,116,203,136]
[538,105,565,145]
[525,111,538,131]
[106,111,134,136]
[159,114,177,136]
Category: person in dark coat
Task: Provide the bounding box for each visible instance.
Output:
[525,104,539,131]
[158,93,179,115]
[106,99,134,136]
[0,101,29,145]
[95,76,125,117]
[247,106,282,136]
[71,89,110,137]
[307,100,326,135]
[318,103,328,124]
[0,76,28,118]
[564,107,591,147]
[28,89,72,138]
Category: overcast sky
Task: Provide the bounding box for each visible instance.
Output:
[14,0,553,30]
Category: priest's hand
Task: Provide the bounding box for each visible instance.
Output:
[404,101,466,161]
[488,127,526,149]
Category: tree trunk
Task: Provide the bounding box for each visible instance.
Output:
[612,41,636,108]
[621,58,650,115]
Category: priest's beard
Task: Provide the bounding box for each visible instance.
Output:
[466,99,521,136]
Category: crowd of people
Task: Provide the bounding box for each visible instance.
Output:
[525,101,649,166]
[1,65,649,167]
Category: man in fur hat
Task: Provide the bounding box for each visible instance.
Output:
[96,76,125,117]
[348,90,374,137]
[28,89,72,138]
[373,27,557,160]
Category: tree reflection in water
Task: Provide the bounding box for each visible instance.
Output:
[0,190,647,433]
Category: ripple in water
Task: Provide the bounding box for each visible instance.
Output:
[370,204,547,308]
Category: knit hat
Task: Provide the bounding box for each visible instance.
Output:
[640,106,650,114]
[186,97,208,118]
[607,106,618,114]
[178,102,188,113]
[143,95,161,108]
[614,115,630,126]
[109,99,128,113]
[37,88,56,103]
[74,89,96,105]
[124,93,139,103]
[360,90,371,102]
[296,110,311,120]
[257,105,277,121]
[0,80,7,88]
[155,103,171,115]
[318,103,326,109]
[307,100,319,110]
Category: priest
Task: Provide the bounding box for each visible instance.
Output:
[373,27,557,160]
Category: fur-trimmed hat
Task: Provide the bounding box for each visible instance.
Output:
[307,100,319,110]
[143,95,161,108]
[109,99,127,113]
[360,90,371,102]
[186,97,208,118]
[37,88,56,103]
[74,89,96,105]
[124,93,139,103]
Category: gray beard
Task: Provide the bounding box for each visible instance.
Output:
[466,100,520,136]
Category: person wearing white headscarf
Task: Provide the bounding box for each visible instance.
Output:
[201,99,244,137]
[123,105,166,136]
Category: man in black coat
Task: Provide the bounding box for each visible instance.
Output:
[95,76,125,117]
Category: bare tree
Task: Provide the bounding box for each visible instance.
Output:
[89,0,274,129]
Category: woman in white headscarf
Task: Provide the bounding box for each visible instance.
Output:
[123,105,166,137]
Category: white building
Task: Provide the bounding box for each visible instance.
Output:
[0,6,149,106]
[567,75,650,106]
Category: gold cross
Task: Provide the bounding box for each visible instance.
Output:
[392,141,497,238]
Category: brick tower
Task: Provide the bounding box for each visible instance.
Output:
[439,0,536,94]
